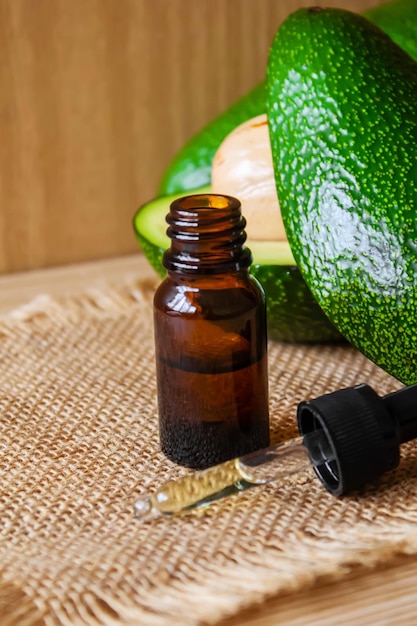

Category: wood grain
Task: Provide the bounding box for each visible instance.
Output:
[219,555,417,626]
[0,0,380,273]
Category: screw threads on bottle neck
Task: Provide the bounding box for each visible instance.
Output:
[163,194,253,275]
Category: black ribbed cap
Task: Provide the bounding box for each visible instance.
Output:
[297,384,400,496]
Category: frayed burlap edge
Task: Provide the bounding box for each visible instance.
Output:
[1,276,417,626]
[2,523,417,626]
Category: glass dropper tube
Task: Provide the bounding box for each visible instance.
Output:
[134,430,334,520]
[134,382,417,520]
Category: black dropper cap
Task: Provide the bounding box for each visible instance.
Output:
[297,383,417,496]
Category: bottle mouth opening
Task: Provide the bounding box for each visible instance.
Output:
[173,193,241,213]
[168,194,243,231]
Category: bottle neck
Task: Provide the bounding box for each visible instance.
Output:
[162,194,252,275]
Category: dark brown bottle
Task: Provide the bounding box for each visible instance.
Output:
[153,193,269,469]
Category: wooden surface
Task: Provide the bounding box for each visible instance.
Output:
[222,556,417,625]
[0,253,147,314]
[0,0,380,274]
[1,252,417,625]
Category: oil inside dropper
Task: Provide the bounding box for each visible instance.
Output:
[134,431,332,520]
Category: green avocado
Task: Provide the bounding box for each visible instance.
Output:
[266,7,417,384]
[159,0,417,197]
[133,188,342,343]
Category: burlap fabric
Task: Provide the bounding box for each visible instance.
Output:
[2,272,417,625]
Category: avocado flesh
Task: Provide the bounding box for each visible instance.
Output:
[133,188,342,343]
[267,7,417,383]
[159,0,417,198]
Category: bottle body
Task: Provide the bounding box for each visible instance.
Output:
[153,194,269,469]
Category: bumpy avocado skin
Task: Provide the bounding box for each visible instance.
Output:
[267,7,417,384]
[253,264,342,343]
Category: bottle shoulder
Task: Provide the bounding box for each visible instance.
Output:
[154,273,265,316]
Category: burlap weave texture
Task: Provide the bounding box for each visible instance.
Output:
[1,276,417,625]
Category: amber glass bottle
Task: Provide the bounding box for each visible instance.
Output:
[153,194,269,469]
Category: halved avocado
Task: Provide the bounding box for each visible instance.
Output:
[133,187,342,343]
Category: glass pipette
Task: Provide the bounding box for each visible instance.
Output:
[134,382,417,520]
[134,431,331,520]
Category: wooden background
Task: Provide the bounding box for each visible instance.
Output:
[0,0,380,274]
